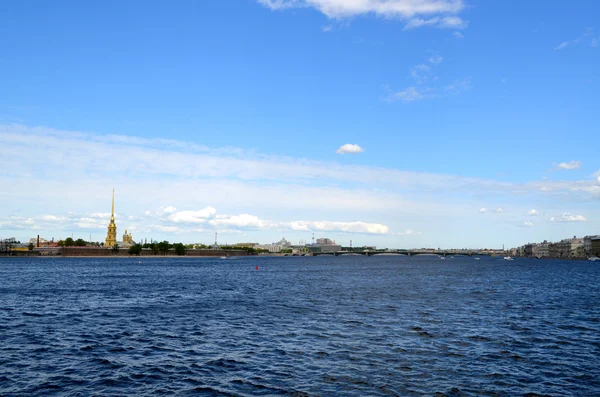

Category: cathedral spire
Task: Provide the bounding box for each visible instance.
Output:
[105,189,117,247]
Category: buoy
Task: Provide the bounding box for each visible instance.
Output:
[256,265,259,271]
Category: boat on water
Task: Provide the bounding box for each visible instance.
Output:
[439,256,446,260]
[503,256,514,261]
[589,256,599,262]
[474,257,480,260]
[220,256,227,259]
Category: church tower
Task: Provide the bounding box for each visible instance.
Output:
[105,189,117,247]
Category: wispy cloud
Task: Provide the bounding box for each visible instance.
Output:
[527,209,538,216]
[383,86,431,102]
[554,28,597,50]
[19,207,393,236]
[556,160,582,170]
[521,221,533,228]
[321,24,333,32]
[550,213,587,222]
[404,16,467,30]
[479,208,487,213]
[452,31,464,39]
[2,124,600,244]
[258,0,465,21]
[336,143,364,154]
[384,58,469,102]
[394,229,423,236]
[495,207,505,214]
[445,77,472,94]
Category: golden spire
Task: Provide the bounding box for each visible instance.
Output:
[111,188,115,222]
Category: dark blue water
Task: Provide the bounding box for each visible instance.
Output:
[1,256,599,396]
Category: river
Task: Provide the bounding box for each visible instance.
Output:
[1,256,599,396]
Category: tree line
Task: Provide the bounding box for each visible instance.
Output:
[54,238,276,256]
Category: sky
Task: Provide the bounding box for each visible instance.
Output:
[1,0,599,249]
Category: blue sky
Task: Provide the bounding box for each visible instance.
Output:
[1,0,599,248]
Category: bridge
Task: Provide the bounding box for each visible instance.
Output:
[311,250,495,257]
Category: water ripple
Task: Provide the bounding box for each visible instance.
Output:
[0,256,599,396]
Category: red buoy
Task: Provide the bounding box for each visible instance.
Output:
[256,265,259,270]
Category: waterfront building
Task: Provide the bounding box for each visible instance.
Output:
[592,237,600,257]
[316,237,335,245]
[105,189,117,247]
[255,237,293,253]
[306,243,342,254]
[276,237,292,248]
[256,244,282,253]
[584,236,600,256]
[548,242,560,258]
[524,241,550,258]
[549,237,584,258]
[536,241,549,258]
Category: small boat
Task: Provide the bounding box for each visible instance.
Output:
[503,256,514,261]
[474,257,480,260]
[589,256,599,262]
[220,256,227,259]
[439,256,446,260]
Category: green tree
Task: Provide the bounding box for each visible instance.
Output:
[173,243,186,256]
[157,241,171,255]
[112,243,120,254]
[65,237,75,247]
[57,240,65,247]
[28,242,34,251]
[75,238,87,247]
[129,244,143,256]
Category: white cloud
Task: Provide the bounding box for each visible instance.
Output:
[522,221,533,228]
[597,175,600,184]
[258,0,465,20]
[151,225,182,233]
[206,214,390,235]
[322,25,333,32]
[167,207,217,224]
[554,41,570,51]
[394,229,423,236]
[445,77,472,94]
[3,123,600,247]
[557,160,581,170]
[495,207,505,213]
[163,206,177,214]
[550,213,587,222]
[429,55,444,64]
[384,86,429,102]
[452,31,464,39]
[89,212,111,219]
[404,16,467,30]
[336,143,364,154]
[39,215,67,222]
[527,209,538,216]
[287,220,389,234]
[479,208,487,213]
[554,28,596,50]
[209,214,274,229]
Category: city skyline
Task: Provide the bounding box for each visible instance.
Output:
[1,1,599,247]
